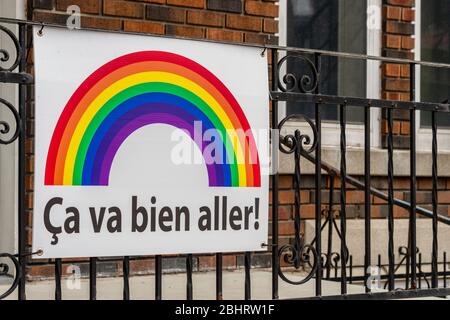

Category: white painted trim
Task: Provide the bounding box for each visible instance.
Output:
[414,0,450,151]
[277,0,381,148]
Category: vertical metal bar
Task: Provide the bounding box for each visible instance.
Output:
[314,52,322,297]
[431,110,438,288]
[186,254,193,300]
[364,103,371,293]
[325,177,334,280]
[418,253,422,289]
[339,104,347,294]
[17,23,27,301]
[244,252,251,300]
[270,48,279,300]
[155,255,162,300]
[377,254,381,271]
[123,256,130,300]
[405,249,410,289]
[216,253,223,300]
[409,63,417,288]
[55,259,62,300]
[349,256,353,284]
[89,257,97,300]
[387,108,395,291]
[444,252,447,288]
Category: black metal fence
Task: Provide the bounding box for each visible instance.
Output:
[1,18,450,300]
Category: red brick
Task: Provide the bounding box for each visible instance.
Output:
[383,63,401,77]
[140,0,166,3]
[167,0,204,8]
[279,221,295,236]
[402,8,415,21]
[27,265,55,279]
[206,28,243,42]
[103,0,144,18]
[400,64,410,78]
[26,175,34,191]
[386,0,415,7]
[263,18,278,33]
[278,205,293,220]
[393,206,409,218]
[279,175,293,189]
[226,14,262,32]
[33,11,69,25]
[245,0,278,18]
[27,156,34,173]
[439,191,450,204]
[166,24,204,38]
[33,0,55,10]
[300,204,315,219]
[384,78,410,92]
[146,5,186,23]
[81,16,122,30]
[244,32,277,45]
[56,0,100,14]
[383,34,401,49]
[187,10,224,27]
[400,121,410,135]
[346,191,365,204]
[401,36,414,50]
[123,20,165,34]
[371,205,383,218]
[383,92,401,100]
[383,5,401,20]
[198,254,236,269]
[277,190,309,205]
[26,192,34,210]
[385,20,414,35]
[26,138,34,154]
[381,119,401,135]
[130,258,155,274]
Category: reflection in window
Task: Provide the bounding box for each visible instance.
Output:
[420,0,450,128]
[286,0,367,123]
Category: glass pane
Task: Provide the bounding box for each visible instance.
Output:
[420,0,450,128]
[286,0,367,123]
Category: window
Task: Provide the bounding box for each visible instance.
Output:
[419,0,450,127]
[285,0,367,123]
[279,0,382,147]
[415,0,450,151]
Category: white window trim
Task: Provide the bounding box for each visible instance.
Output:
[414,0,450,152]
[277,0,382,148]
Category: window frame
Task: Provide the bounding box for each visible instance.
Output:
[414,0,450,152]
[277,0,382,148]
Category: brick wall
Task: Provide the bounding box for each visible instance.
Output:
[381,0,415,149]
[30,0,279,44]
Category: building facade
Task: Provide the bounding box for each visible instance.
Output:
[1,0,450,286]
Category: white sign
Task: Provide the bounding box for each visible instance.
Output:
[32,27,269,258]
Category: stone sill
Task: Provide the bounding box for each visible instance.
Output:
[278,146,450,177]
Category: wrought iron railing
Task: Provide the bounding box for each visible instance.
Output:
[1,18,450,300]
[270,44,450,299]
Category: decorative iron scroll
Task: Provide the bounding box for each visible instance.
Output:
[0,253,21,300]
[0,24,21,72]
[277,114,318,285]
[276,54,318,93]
[0,97,21,144]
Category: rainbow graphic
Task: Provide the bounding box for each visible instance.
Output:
[44,51,261,187]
